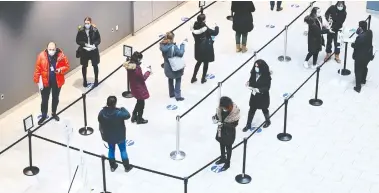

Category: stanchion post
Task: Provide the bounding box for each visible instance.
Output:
[78,93,94,136]
[122,76,133,98]
[184,177,188,193]
[309,67,324,106]
[170,116,186,160]
[235,138,252,184]
[278,25,291,62]
[218,82,222,103]
[338,43,351,76]
[23,130,40,176]
[368,15,371,30]
[122,45,134,98]
[277,99,292,141]
[100,155,111,193]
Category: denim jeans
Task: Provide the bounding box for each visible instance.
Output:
[235,32,248,45]
[108,140,128,160]
[168,77,182,98]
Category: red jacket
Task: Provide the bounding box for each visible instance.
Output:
[123,62,150,100]
[33,49,70,88]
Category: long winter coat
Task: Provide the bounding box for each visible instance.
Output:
[160,43,185,79]
[98,107,130,144]
[214,103,240,146]
[231,1,255,33]
[248,71,271,109]
[123,61,150,100]
[76,25,101,65]
[325,3,347,32]
[352,30,373,62]
[305,16,328,53]
[192,25,219,62]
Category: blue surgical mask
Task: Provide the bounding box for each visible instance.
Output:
[255,67,259,73]
[337,6,343,11]
[85,24,91,29]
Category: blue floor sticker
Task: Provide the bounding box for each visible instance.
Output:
[37,115,50,119]
[181,17,189,22]
[349,28,356,33]
[250,127,262,133]
[211,164,224,173]
[266,24,275,28]
[167,105,178,110]
[206,74,215,79]
[291,4,299,8]
[283,93,294,99]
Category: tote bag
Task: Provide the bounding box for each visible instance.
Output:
[168,45,185,71]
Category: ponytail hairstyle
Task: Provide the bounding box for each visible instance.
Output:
[161,31,175,44]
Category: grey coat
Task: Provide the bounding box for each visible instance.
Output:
[160,43,185,79]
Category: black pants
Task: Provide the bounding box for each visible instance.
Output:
[270,1,282,10]
[41,81,61,117]
[305,51,320,65]
[246,107,269,126]
[220,143,232,164]
[192,61,209,79]
[81,50,100,83]
[133,99,145,118]
[326,32,340,54]
[354,60,369,88]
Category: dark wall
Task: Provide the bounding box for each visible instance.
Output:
[0,1,183,115]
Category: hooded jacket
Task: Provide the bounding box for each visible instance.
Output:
[98,107,130,144]
[191,22,219,62]
[325,2,347,32]
[123,61,150,100]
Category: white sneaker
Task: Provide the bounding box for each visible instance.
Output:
[303,61,309,68]
[311,63,319,69]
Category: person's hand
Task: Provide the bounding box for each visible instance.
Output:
[254,88,260,93]
[147,66,152,74]
[304,30,308,36]
[55,68,61,74]
[85,43,90,47]
[183,38,188,42]
[217,122,223,126]
[245,81,249,87]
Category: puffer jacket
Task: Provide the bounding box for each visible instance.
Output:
[325,2,347,32]
[123,61,150,100]
[33,48,70,88]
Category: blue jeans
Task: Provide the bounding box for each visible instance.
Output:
[168,77,182,98]
[108,141,128,160]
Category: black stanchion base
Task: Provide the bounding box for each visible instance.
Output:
[226,16,233,21]
[278,56,291,62]
[235,174,252,184]
[309,98,323,106]
[79,127,94,136]
[122,91,133,98]
[277,133,292,141]
[338,68,351,76]
[100,191,111,193]
[23,166,40,176]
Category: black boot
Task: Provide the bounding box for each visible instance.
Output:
[221,161,230,171]
[131,112,137,123]
[242,124,251,132]
[109,159,118,172]
[201,75,207,84]
[52,113,60,122]
[243,108,255,132]
[263,112,271,128]
[122,159,133,172]
[38,115,47,125]
[82,66,88,87]
[215,156,226,165]
[137,110,148,124]
[93,65,99,87]
[191,77,197,83]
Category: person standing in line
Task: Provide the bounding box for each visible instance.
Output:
[324,1,347,63]
[123,51,151,124]
[33,42,70,125]
[303,7,329,69]
[270,1,283,12]
[191,14,219,84]
[160,32,187,101]
[231,1,255,53]
[98,96,133,172]
[76,16,101,87]
[243,59,271,132]
[352,21,374,93]
[212,96,240,172]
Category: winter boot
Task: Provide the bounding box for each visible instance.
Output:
[109,159,118,172]
[191,77,197,83]
[201,74,207,84]
[52,113,60,122]
[242,124,251,132]
[236,44,242,52]
[137,110,148,124]
[38,115,47,125]
[220,161,230,171]
[241,44,248,53]
[263,112,271,128]
[215,156,226,165]
[335,54,341,63]
[324,53,332,62]
[122,159,133,172]
[131,112,137,123]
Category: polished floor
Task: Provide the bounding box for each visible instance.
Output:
[1,1,379,193]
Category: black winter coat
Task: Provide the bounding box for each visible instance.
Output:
[352,30,373,62]
[192,25,219,62]
[98,107,130,144]
[325,4,347,32]
[231,1,255,33]
[76,25,101,64]
[306,17,328,53]
[248,71,271,109]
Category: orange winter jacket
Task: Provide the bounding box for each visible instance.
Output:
[33,48,70,88]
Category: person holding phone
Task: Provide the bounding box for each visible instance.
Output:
[33,42,70,125]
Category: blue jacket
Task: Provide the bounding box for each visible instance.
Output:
[160,43,185,79]
[98,107,130,144]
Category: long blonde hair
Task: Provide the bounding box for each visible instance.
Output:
[161,32,174,44]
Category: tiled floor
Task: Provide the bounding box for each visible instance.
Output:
[1,1,378,193]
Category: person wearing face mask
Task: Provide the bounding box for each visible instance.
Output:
[33,42,70,125]
[243,59,271,132]
[303,7,330,69]
[324,1,347,63]
[190,14,219,84]
[351,21,374,93]
[231,1,255,53]
[212,96,240,172]
[76,16,101,87]
[122,51,151,124]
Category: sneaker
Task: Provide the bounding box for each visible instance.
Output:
[137,118,148,124]
[263,121,271,128]
[176,97,185,101]
[311,64,319,69]
[38,116,47,125]
[111,164,118,172]
[303,61,309,68]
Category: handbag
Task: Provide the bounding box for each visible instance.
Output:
[168,45,185,71]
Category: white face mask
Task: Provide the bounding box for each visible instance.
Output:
[85,24,91,29]
[316,10,322,17]
[255,67,259,73]
[48,50,56,56]
[337,6,343,11]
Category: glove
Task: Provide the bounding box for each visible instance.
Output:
[254,88,260,93]
[217,122,223,126]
